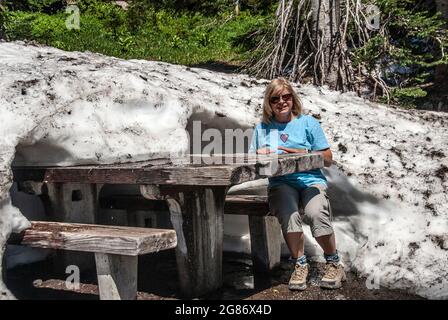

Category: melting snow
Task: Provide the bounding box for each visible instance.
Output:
[0,41,447,299]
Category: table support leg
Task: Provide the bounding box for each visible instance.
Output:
[43,183,99,272]
[166,187,227,298]
[44,183,100,223]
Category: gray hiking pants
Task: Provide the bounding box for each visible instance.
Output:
[268,183,334,238]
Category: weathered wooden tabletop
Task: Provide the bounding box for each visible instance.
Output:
[12,153,323,186]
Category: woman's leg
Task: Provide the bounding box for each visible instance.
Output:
[301,184,345,288]
[268,184,303,258]
[269,183,309,290]
[315,233,336,256]
[284,232,305,259]
[300,184,335,246]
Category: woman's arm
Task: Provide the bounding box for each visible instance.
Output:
[278,146,333,167]
[277,146,308,154]
[256,148,275,154]
[318,148,333,167]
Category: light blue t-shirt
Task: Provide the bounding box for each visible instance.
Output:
[249,115,330,190]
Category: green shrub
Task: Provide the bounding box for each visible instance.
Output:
[353,0,448,104]
[2,3,265,65]
[4,0,64,13]
[389,87,428,108]
[80,1,127,32]
[128,0,276,15]
[2,11,43,40]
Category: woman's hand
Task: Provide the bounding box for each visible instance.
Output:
[256,148,275,154]
[277,146,308,154]
[318,148,333,167]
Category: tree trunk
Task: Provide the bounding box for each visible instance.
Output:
[435,0,448,92]
[247,0,362,92]
[311,0,344,89]
[0,2,5,40]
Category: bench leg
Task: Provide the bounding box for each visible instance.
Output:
[249,215,282,273]
[95,253,137,300]
[166,187,226,298]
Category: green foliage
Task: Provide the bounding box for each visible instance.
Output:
[82,1,127,28]
[1,4,8,39]
[128,0,276,15]
[1,2,265,64]
[243,0,277,12]
[3,0,64,13]
[386,87,428,107]
[131,10,266,64]
[350,0,448,105]
[2,11,41,40]
[352,35,387,69]
[2,0,446,108]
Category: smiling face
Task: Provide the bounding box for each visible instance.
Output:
[262,78,303,125]
[270,87,293,122]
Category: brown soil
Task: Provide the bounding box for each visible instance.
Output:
[5,250,423,300]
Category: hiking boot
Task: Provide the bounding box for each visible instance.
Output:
[288,263,309,291]
[320,261,346,289]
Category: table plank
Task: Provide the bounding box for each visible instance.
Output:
[12,153,324,186]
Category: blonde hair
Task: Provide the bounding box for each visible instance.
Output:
[262,78,303,124]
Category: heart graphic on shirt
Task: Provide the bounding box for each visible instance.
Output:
[280,133,289,143]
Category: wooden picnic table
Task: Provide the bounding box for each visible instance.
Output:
[12,153,323,298]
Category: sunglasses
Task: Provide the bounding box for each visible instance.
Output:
[270,93,293,104]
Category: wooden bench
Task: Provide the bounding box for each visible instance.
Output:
[100,194,281,274]
[10,221,177,300]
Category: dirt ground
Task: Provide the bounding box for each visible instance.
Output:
[5,250,423,300]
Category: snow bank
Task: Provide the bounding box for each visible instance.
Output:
[0,41,447,299]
